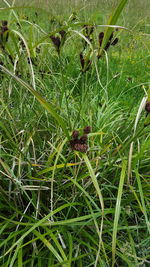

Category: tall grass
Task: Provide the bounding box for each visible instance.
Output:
[0,0,150,266]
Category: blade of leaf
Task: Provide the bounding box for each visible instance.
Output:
[112,159,127,267]
[99,0,128,56]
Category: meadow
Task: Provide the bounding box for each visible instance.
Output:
[0,0,150,266]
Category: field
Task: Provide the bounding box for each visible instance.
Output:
[0,0,150,266]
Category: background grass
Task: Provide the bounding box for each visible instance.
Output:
[0,0,150,266]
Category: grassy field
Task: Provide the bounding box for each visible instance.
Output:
[0,0,150,266]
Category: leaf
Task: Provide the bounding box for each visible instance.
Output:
[99,0,128,57]
[112,159,127,267]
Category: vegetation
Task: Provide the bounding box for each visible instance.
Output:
[0,0,150,266]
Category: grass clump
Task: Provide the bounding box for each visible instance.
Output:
[0,0,150,266]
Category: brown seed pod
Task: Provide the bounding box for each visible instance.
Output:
[72,130,79,139]
[109,32,114,41]
[50,36,61,52]
[111,38,119,46]
[74,143,88,153]
[80,52,84,69]
[59,30,66,38]
[105,41,111,51]
[79,134,87,144]
[84,126,91,134]
[145,101,150,113]
[98,32,104,47]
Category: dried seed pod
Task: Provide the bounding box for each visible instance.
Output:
[99,32,104,47]
[111,38,119,46]
[74,143,88,153]
[109,32,114,41]
[72,130,79,139]
[50,36,61,53]
[84,126,91,134]
[80,134,87,144]
[59,30,66,38]
[145,101,150,113]
[105,41,111,51]
[80,52,84,69]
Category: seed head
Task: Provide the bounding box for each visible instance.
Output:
[111,38,119,46]
[80,52,84,69]
[145,101,150,113]
[84,126,91,134]
[79,134,87,144]
[72,130,79,139]
[59,30,66,38]
[74,143,88,153]
[99,32,104,47]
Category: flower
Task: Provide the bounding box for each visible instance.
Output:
[83,126,91,134]
[145,101,150,113]
[70,126,91,153]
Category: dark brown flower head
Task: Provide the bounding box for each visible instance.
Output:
[74,143,88,153]
[59,30,66,38]
[80,134,87,144]
[80,52,84,69]
[2,20,8,27]
[84,126,91,134]
[145,101,150,113]
[109,32,114,41]
[111,38,119,46]
[50,36,61,47]
[105,41,111,51]
[70,126,91,152]
[50,35,61,53]
[72,130,79,140]
[99,32,104,47]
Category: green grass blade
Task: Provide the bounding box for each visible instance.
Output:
[33,230,63,263]
[0,65,70,139]
[100,0,128,56]
[1,202,80,257]
[112,159,127,267]
[17,243,23,267]
[83,154,104,212]
[82,153,104,264]
[9,241,22,267]
[135,169,150,234]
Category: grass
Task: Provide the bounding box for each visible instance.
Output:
[0,0,150,266]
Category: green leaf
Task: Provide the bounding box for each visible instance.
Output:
[112,159,127,267]
[135,169,150,234]
[99,0,128,57]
